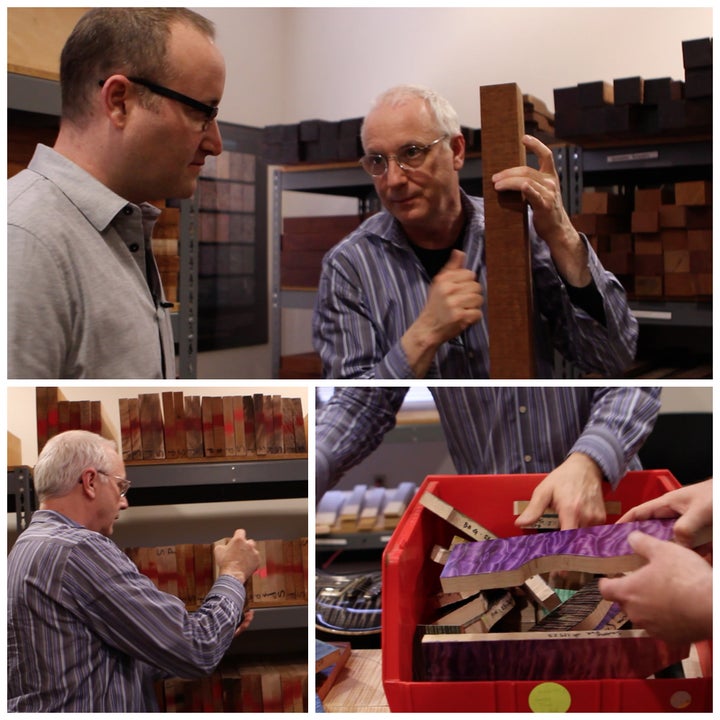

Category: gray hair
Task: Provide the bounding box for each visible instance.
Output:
[361,84,461,148]
[34,430,118,502]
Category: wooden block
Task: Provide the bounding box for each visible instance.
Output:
[316,641,351,701]
[212,396,225,458]
[172,392,187,458]
[664,249,690,274]
[316,490,347,534]
[440,518,683,594]
[127,398,143,461]
[242,396,256,453]
[382,481,417,528]
[613,76,644,105]
[253,394,267,455]
[686,206,712,230]
[8,431,22,466]
[139,393,165,460]
[597,250,633,275]
[631,210,659,234]
[281,397,296,454]
[201,397,216,457]
[222,396,237,457]
[118,398,132,461]
[270,395,283,454]
[688,229,712,251]
[634,238,662,255]
[420,628,689,682]
[480,82,534,378]
[675,180,712,206]
[634,275,663,297]
[339,484,368,531]
[231,396,247,456]
[357,487,387,531]
[291,398,307,453]
[682,37,712,69]
[664,273,697,297]
[633,254,664,276]
[634,186,674,210]
[609,233,633,253]
[263,395,275,453]
[643,77,683,105]
[658,204,687,229]
[580,190,629,215]
[184,395,203,459]
[577,80,613,107]
[690,250,712,274]
[513,500,622,529]
[161,391,178,459]
[419,491,496,541]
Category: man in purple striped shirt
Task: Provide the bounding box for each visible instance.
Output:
[8,431,260,711]
[313,85,637,379]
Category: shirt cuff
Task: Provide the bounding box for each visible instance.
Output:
[570,426,626,489]
[209,573,247,610]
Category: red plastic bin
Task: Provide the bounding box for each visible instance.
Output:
[381,471,712,712]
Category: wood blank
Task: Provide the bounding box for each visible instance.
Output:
[480,82,534,378]
[440,518,678,593]
[420,628,689,682]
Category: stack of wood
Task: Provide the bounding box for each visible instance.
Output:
[158,657,307,712]
[118,391,307,463]
[150,201,181,309]
[316,482,418,534]
[554,37,712,141]
[281,214,369,289]
[316,640,351,702]
[125,537,308,612]
[35,386,114,454]
[414,491,695,682]
[575,181,712,301]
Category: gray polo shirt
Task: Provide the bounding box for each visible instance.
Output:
[8,144,176,379]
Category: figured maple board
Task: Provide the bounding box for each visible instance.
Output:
[420,628,689,682]
[480,82,534,378]
[440,518,677,593]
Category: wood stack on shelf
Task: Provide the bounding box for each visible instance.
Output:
[554,37,712,142]
[151,201,181,310]
[125,537,308,612]
[158,658,308,712]
[316,482,418,535]
[118,391,307,463]
[35,387,115,455]
[574,179,712,302]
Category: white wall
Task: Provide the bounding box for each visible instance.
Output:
[191,6,713,373]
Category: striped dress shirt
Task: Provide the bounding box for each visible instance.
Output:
[313,191,637,379]
[7,511,245,712]
[316,387,661,498]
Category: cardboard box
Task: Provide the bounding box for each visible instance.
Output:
[382,471,712,712]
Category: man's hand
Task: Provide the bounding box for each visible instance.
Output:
[615,478,712,548]
[492,135,591,288]
[233,609,255,638]
[598,531,712,644]
[401,249,483,377]
[515,452,606,530]
[214,529,260,584]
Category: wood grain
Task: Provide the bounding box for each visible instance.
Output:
[480,82,534,378]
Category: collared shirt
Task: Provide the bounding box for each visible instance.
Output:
[7,510,245,712]
[313,191,637,379]
[316,387,661,498]
[8,144,175,379]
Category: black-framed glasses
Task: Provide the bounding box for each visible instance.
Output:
[98,76,219,130]
[98,470,131,497]
[359,135,448,177]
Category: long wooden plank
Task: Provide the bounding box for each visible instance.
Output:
[480,82,534,377]
[440,517,687,593]
[420,628,689,682]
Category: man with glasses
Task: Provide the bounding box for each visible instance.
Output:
[8,8,224,378]
[313,84,637,379]
[7,430,260,711]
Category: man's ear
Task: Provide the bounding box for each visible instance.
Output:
[451,132,466,170]
[78,468,98,498]
[100,75,132,128]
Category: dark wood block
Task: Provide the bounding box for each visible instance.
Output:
[633,254,663,276]
[420,629,689,682]
[633,238,663,255]
[631,210,660,234]
[658,98,712,130]
[690,250,712,274]
[643,77,684,105]
[577,80,613,108]
[663,250,690,274]
[686,206,713,230]
[675,180,712,206]
[480,82,534,378]
[598,251,633,275]
[634,275,663,297]
[688,229,712,251]
[609,233,633,253]
[658,205,688,229]
[613,76,644,105]
[660,229,689,251]
[634,186,674,210]
[664,273,697,297]
[682,37,713,69]
[684,68,713,99]
[580,190,630,215]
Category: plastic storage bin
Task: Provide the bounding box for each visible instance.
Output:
[382,471,712,712]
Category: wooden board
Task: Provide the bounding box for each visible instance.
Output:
[480,83,534,378]
[420,628,689,681]
[440,518,680,593]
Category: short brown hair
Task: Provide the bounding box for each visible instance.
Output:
[60,8,215,123]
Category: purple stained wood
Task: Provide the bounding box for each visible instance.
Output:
[420,629,689,682]
[440,518,675,590]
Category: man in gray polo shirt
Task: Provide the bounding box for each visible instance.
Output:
[8,8,225,378]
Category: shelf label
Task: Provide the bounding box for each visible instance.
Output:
[632,309,673,321]
[606,150,659,164]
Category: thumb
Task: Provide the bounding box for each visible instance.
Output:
[597,575,622,603]
[441,249,466,272]
[626,529,664,561]
[673,506,707,547]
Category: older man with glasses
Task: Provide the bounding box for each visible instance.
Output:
[8,8,224,379]
[313,84,637,380]
[7,430,260,712]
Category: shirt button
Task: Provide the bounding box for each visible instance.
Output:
[129,243,140,252]
[123,206,133,215]
[524,454,532,463]
[519,405,527,414]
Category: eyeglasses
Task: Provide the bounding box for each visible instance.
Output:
[98,470,132,498]
[359,135,448,177]
[98,76,219,131]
